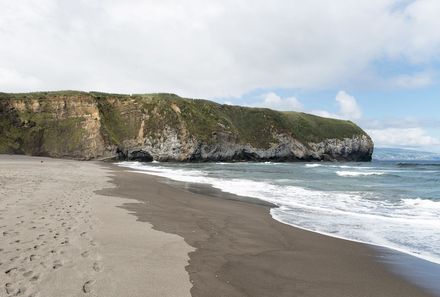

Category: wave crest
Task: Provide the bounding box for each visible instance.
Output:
[336,171,386,177]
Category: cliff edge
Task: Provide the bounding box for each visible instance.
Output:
[0,91,373,162]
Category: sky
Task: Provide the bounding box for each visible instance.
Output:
[0,0,439,152]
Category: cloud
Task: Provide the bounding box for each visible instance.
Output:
[0,1,440,97]
[248,89,440,151]
[362,116,440,151]
[252,92,303,111]
[311,90,361,121]
[388,72,434,88]
[361,117,440,130]
[366,127,440,148]
[335,91,362,120]
[0,67,40,90]
[251,89,362,122]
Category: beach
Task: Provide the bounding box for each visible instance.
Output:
[0,156,192,297]
[0,156,435,297]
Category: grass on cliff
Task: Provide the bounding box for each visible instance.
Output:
[0,93,88,156]
[0,91,368,152]
[124,93,366,148]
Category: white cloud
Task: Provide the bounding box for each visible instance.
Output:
[335,91,362,120]
[0,1,440,97]
[310,110,341,120]
[253,92,303,111]
[0,67,40,90]
[366,127,440,148]
[250,89,440,151]
[388,72,434,88]
[361,117,440,130]
[311,90,361,121]
[309,92,440,150]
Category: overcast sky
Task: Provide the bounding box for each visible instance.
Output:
[1,0,439,151]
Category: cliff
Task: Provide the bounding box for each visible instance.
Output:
[0,91,374,162]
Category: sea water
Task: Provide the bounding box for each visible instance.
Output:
[118,160,440,266]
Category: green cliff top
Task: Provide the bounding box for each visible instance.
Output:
[0,91,368,154]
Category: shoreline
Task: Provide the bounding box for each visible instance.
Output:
[183,177,440,266]
[119,159,440,267]
[103,163,435,297]
[1,155,436,296]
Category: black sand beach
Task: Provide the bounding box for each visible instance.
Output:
[102,164,435,297]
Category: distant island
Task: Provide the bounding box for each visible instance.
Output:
[0,91,373,162]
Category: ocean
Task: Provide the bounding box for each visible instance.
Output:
[118,160,440,266]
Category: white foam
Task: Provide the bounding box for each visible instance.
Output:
[258,162,282,165]
[336,171,386,177]
[305,164,373,169]
[402,198,440,214]
[305,164,322,168]
[334,165,358,169]
[118,161,440,265]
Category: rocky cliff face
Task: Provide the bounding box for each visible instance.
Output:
[0,91,374,162]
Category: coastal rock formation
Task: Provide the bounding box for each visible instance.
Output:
[0,91,374,162]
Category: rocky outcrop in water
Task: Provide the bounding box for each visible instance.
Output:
[0,91,374,162]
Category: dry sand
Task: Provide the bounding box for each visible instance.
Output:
[0,155,193,297]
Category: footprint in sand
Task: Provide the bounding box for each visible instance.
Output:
[15,220,25,226]
[82,280,96,293]
[52,260,63,270]
[5,267,17,275]
[9,256,19,262]
[92,262,102,272]
[5,282,16,295]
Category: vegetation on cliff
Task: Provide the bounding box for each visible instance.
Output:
[0,91,372,161]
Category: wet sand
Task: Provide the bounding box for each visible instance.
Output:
[103,165,435,297]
